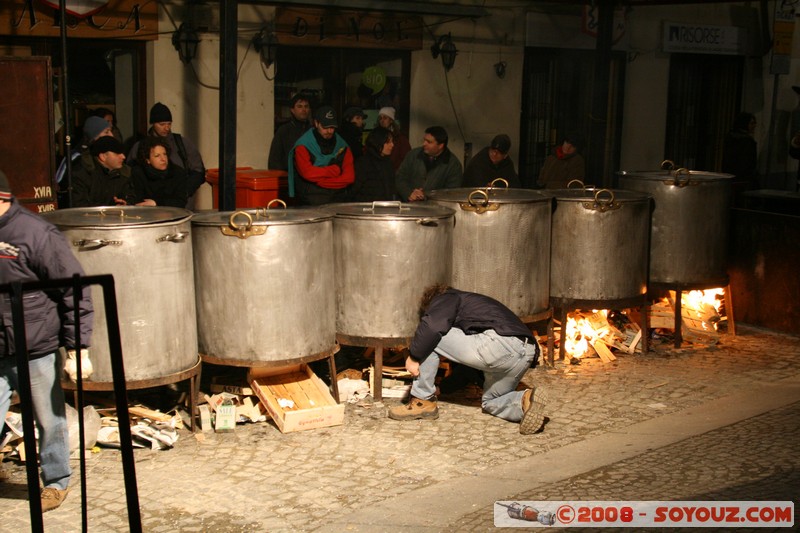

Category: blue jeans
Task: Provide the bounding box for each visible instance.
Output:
[0,353,71,490]
[411,329,537,422]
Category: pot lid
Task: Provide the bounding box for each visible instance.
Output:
[42,206,192,227]
[541,187,652,203]
[617,169,734,183]
[324,201,455,220]
[426,187,550,204]
[191,207,332,226]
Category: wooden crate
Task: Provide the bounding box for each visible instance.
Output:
[249,364,344,433]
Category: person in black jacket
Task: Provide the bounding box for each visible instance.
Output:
[268,93,312,171]
[388,285,547,434]
[131,137,189,208]
[0,169,94,512]
[71,136,139,207]
[463,134,520,188]
[339,107,366,161]
[351,127,395,202]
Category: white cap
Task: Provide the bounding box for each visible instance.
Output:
[378,107,396,121]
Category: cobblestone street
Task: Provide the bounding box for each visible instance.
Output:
[2,325,798,531]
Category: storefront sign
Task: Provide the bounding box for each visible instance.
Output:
[2,0,158,40]
[275,8,422,50]
[662,22,745,55]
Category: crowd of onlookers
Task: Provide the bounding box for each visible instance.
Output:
[58,94,593,210]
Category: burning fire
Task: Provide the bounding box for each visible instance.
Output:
[678,288,724,332]
[564,310,611,359]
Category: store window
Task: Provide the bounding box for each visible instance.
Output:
[274,47,410,134]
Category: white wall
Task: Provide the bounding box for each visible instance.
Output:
[408,10,526,169]
[149,4,275,170]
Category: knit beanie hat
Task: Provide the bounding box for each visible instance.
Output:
[149,102,173,124]
[378,107,396,121]
[83,116,109,142]
[0,169,11,201]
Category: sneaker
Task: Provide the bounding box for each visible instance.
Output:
[41,487,69,512]
[520,388,547,435]
[388,397,439,421]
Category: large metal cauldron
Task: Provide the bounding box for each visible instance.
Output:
[43,207,197,382]
[617,167,733,286]
[427,186,552,318]
[191,206,335,365]
[328,201,454,340]
[548,188,652,302]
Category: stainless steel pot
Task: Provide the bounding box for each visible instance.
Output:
[327,201,454,340]
[548,188,651,302]
[191,205,335,365]
[427,186,552,318]
[617,166,733,286]
[43,207,197,382]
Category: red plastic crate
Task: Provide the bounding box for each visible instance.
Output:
[206,168,288,209]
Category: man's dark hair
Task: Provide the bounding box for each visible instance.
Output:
[137,136,171,166]
[425,126,448,148]
[290,92,312,107]
[418,283,451,318]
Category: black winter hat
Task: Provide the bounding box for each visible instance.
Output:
[0,169,11,200]
[490,134,511,154]
[91,136,125,157]
[149,102,173,124]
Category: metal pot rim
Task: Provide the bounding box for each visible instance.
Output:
[42,206,192,227]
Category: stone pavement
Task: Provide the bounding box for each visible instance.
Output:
[1,324,799,532]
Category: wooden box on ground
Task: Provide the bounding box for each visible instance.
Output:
[249,364,344,433]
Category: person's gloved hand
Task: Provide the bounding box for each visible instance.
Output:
[65,348,93,382]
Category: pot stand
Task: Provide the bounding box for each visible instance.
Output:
[62,356,202,432]
[335,334,412,402]
[199,348,340,409]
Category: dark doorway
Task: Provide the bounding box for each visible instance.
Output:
[520,47,626,188]
[664,53,743,171]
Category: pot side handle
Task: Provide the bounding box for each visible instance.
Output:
[157,232,189,243]
[72,239,122,250]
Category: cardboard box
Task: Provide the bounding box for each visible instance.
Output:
[250,364,344,433]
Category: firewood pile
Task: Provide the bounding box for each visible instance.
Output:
[649,290,722,345]
[558,310,643,362]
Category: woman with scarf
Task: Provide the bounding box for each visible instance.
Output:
[131,136,189,208]
[537,132,585,189]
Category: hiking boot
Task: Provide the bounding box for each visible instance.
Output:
[388,397,439,421]
[520,387,547,435]
[41,487,69,512]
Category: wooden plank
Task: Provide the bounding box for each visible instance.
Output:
[593,340,616,363]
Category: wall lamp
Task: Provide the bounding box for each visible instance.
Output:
[172,23,200,64]
[431,33,458,71]
[253,29,279,69]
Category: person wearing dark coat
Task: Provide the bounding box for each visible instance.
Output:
[339,107,366,161]
[721,112,758,194]
[71,136,139,207]
[351,127,396,202]
[131,136,189,208]
[463,134,520,188]
[268,93,312,171]
[387,284,547,435]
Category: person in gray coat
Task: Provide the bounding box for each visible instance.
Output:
[395,126,462,202]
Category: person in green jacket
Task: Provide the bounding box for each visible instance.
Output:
[395,126,462,202]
